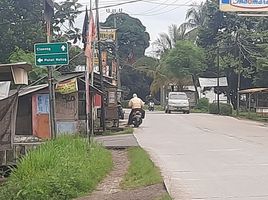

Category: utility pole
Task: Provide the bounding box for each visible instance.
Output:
[95,0,106,131]
[235,30,241,116]
[217,44,220,115]
[46,19,56,139]
[236,44,241,116]
[106,8,122,100]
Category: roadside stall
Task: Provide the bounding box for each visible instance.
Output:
[239,88,268,116]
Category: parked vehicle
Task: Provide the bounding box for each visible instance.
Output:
[131,110,143,127]
[148,101,155,111]
[165,92,190,114]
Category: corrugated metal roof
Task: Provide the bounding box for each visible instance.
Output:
[239,88,268,94]
[54,72,84,83]
[0,62,32,72]
[18,84,48,96]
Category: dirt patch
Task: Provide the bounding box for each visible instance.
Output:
[76,149,168,200]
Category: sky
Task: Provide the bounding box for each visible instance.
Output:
[56,0,202,55]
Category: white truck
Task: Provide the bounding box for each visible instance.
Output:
[165,92,190,114]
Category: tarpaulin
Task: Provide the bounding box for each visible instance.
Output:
[0,93,18,151]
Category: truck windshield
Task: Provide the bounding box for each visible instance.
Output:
[170,94,187,100]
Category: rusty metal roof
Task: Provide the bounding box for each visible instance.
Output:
[0,62,32,72]
[18,84,48,96]
[239,88,268,94]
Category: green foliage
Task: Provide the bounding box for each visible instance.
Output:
[0,0,83,63]
[121,65,153,100]
[0,136,112,200]
[155,194,173,200]
[165,40,205,78]
[102,127,134,136]
[209,103,233,116]
[101,13,150,62]
[121,147,162,189]
[195,98,209,112]
[9,47,48,83]
[236,112,268,122]
[0,0,45,63]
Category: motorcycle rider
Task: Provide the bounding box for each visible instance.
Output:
[146,94,154,103]
[127,93,145,125]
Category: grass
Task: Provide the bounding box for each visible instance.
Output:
[102,127,134,136]
[121,147,162,189]
[234,111,268,122]
[0,136,113,200]
[155,193,173,200]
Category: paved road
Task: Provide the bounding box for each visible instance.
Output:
[134,112,268,200]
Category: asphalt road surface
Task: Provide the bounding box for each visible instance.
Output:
[134,111,268,200]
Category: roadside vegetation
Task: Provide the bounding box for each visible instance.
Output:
[155,193,173,200]
[101,127,134,136]
[236,112,268,122]
[0,136,112,200]
[121,147,162,189]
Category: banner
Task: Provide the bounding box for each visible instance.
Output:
[0,93,18,151]
[220,0,268,12]
[55,78,78,94]
[100,28,116,41]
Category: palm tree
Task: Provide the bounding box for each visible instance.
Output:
[133,56,192,95]
[182,2,207,40]
[153,24,187,56]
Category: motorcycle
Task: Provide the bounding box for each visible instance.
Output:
[131,110,143,128]
[148,101,154,111]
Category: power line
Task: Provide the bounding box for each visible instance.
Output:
[137,0,172,15]
[141,0,196,6]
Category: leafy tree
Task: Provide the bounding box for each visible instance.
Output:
[195,0,268,107]
[0,0,82,63]
[101,13,151,100]
[9,47,47,83]
[101,13,150,63]
[164,40,206,98]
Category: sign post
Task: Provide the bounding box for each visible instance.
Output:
[34,42,69,139]
[34,42,69,66]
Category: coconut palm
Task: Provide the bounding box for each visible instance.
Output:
[182,2,207,40]
[153,24,187,56]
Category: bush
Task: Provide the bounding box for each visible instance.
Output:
[0,136,112,200]
[209,103,233,116]
[121,100,129,108]
[195,98,209,112]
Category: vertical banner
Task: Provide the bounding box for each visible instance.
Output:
[0,94,18,151]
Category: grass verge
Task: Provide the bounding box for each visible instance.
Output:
[235,112,268,122]
[0,136,112,200]
[121,147,162,189]
[102,127,134,136]
[155,193,173,200]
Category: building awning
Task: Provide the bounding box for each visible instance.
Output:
[239,88,268,94]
